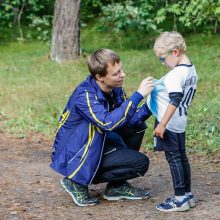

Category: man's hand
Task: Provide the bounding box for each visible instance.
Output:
[153,122,166,139]
[137,77,154,98]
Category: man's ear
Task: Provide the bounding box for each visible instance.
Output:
[95,74,104,82]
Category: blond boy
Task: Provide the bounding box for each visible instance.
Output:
[147,31,198,212]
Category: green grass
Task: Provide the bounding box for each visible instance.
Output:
[0,42,89,135]
[0,29,219,155]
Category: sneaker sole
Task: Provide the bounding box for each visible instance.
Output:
[156,202,190,212]
[164,197,196,208]
[188,199,196,208]
[103,194,149,201]
[60,179,97,207]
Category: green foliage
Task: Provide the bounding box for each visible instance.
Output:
[27,15,52,42]
[80,0,103,22]
[99,0,157,33]
[1,0,220,43]
[0,0,53,41]
[96,0,220,34]
[155,0,220,33]
[180,0,220,33]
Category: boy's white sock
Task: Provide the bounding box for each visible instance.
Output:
[175,195,187,202]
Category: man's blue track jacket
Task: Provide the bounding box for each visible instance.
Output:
[50,75,151,186]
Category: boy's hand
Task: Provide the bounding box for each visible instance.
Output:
[137,77,154,98]
[153,123,166,139]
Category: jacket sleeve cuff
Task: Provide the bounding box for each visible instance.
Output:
[130,91,143,106]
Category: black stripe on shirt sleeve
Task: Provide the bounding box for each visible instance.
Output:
[169,92,183,107]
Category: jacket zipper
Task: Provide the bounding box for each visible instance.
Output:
[136,129,145,134]
[67,145,86,165]
[104,148,116,155]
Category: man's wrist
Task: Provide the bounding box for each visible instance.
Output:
[130,91,144,106]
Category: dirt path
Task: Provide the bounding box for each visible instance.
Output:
[0,131,219,220]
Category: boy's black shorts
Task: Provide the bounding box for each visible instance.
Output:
[154,120,185,152]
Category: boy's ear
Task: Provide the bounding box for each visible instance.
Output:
[172,49,180,57]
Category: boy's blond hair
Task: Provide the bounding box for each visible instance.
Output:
[154,31,186,56]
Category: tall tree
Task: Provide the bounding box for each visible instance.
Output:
[50,0,81,63]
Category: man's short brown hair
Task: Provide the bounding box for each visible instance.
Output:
[87,48,120,78]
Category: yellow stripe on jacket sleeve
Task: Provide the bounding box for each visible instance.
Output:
[86,91,133,130]
[96,126,103,134]
[107,101,132,131]
[86,91,111,126]
[136,102,145,112]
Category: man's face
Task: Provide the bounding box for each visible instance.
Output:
[98,62,126,92]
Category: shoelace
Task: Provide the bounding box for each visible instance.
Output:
[76,185,89,200]
[67,179,89,201]
[121,182,136,194]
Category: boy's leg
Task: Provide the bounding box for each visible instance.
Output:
[156,150,190,212]
[154,129,190,212]
[165,150,186,196]
[177,132,192,193]
[180,149,196,207]
[180,149,191,193]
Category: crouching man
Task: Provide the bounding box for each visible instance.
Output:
[50,48,154,206]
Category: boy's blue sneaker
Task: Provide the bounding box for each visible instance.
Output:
[61,177,99,207]
[103,182,150,201]
[156,197,190,212]
[164,194,196,208]
[187,194,196,208]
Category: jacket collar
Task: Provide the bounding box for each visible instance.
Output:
[89,75,106,101]
[88,75,123,101]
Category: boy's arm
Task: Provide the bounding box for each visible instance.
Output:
[153,104,176,138]
[154,92,183,138]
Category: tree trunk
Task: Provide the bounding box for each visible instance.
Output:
[50,0,81,63]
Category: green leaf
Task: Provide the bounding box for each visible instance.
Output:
[215,7,220,14]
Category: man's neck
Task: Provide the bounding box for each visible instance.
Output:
[96,80,113,93]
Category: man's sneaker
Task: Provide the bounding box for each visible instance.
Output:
[61,177,99,207]
[164,194,196,208]
[103,182,150,201]
[156,197,190,212]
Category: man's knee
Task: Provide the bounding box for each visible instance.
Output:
[135,153,149,176]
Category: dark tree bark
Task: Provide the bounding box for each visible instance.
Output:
[50,0,81,63]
